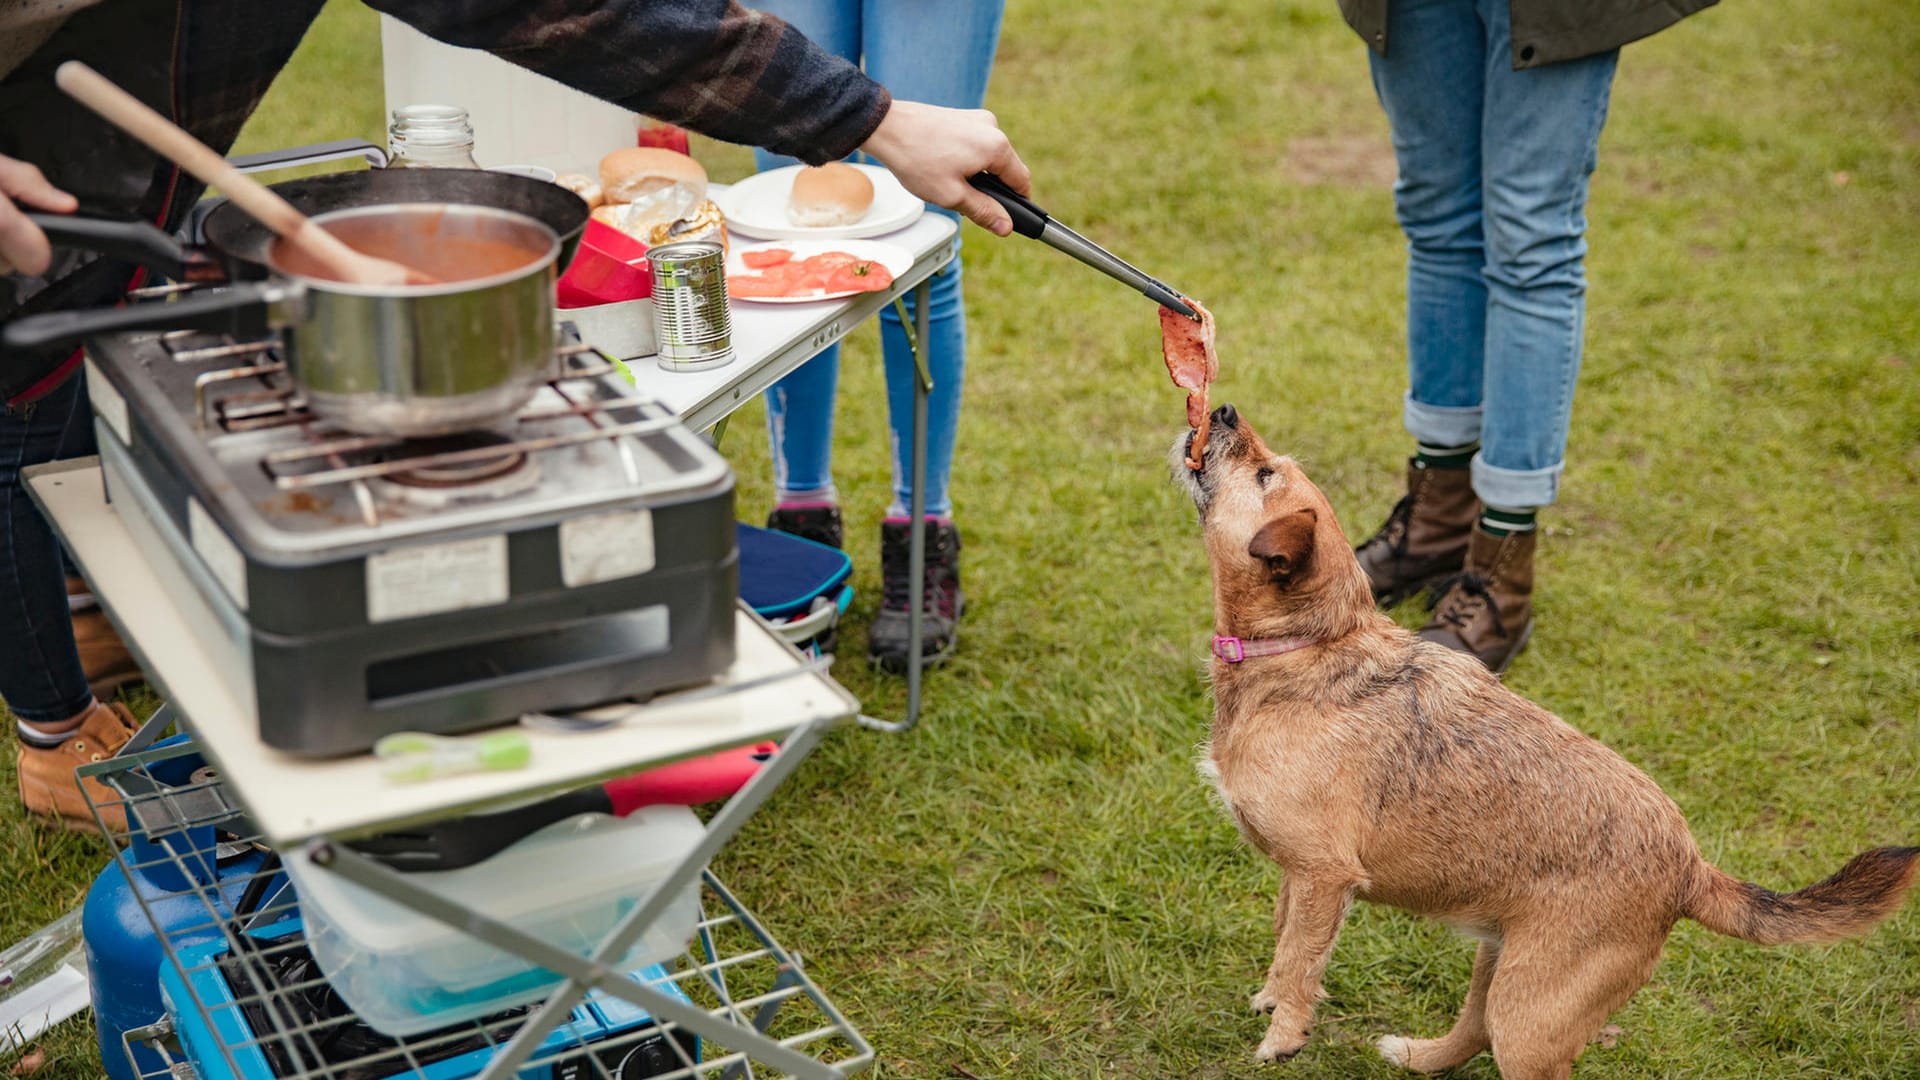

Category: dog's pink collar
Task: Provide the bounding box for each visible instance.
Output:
[1212,634,1315,663]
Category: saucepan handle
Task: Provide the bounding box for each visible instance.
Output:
[27,212,227,283]
[2,280,289,351]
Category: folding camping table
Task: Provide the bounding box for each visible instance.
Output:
[23,207,959,1080]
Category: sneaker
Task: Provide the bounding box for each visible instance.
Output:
[16,700,140,834]
[868,519,964,673]
[70,576,144,700]
[766,504,843,550]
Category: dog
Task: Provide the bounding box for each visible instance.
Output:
[1172,403,1917,1080]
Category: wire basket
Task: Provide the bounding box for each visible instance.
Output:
[83,739,871,1080]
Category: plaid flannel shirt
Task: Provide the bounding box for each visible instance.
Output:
[1,0,890,402]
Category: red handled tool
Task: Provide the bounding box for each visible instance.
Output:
[348,741,777,872]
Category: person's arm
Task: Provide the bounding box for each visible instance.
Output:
[366,0,1030,235]
[0,155,77,275]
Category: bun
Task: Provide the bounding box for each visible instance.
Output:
[787,163,873,227]
[555,172,604,209]
[599,147,708,204]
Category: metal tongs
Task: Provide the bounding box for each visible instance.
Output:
[968,172,1199,320]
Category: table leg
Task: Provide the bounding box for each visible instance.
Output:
[908,278,931,728]
[864,282,933,734]
[118,701,176,758]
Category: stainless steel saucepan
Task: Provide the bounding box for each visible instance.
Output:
[6,201,564,437]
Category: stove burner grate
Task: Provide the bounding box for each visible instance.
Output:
[378,433,529,488]
[250,352,678,528]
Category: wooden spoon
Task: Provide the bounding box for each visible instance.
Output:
[55,62,438,287]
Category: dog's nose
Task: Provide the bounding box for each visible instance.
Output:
[1212,403,1238,429]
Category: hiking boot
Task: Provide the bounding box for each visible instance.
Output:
[868,519,964,673]
[1418,525,1536,674]
[16,700,140,834]
[1354,459,1477,606]
[766,504,844,549]
[70,576,143,700]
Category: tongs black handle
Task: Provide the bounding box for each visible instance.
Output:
[966,172,1198,320]
[968,171,1049,240]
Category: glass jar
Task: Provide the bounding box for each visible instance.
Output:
[387,104,480,169]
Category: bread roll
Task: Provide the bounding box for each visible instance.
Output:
[555,172,604,209]
[787,163,874,227]
[599,147,709,205]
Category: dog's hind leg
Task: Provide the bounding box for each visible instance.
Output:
[1249,874,1292,1013]
[1483,932,1662,1080]
[1376,939,1499,1073]
[1252,873,1357,1063]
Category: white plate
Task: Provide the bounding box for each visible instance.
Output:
[725,239,915,304]
[716,164,925,240]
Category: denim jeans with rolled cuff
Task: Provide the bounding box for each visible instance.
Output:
[753,0,1005,521]
[1,369,97,724]
[1369,0,1619,509]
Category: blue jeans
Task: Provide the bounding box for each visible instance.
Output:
[1,371,96,724]
[754,0,1005,520]
[1369,0,1618,508]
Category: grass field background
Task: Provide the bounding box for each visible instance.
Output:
[4,1,1916,1076]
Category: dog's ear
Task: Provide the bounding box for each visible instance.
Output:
[1247,509,1316,585]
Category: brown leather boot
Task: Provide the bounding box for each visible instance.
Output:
[16,700,140,834]
[1354,460,1477,605]
[1418,525,1536,674]
[68,576,143,700]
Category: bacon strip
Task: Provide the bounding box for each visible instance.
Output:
[1159,299,1217,470]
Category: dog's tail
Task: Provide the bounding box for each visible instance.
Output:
[1683,846,1919,945]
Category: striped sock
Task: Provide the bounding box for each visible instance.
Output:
[1415,441,1477,470]
[1480,505,1538,536]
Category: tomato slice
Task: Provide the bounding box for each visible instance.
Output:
[732,251,894,298]
[729,274,794,297]
[825,260,894,293]
[799,252,862,271]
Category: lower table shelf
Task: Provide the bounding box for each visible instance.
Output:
[91,738,871,1080]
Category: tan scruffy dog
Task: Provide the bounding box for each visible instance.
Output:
[1171,403,1917,1080]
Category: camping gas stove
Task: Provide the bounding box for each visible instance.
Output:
[85,324,737,756]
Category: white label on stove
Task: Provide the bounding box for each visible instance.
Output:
[85,360,130,447]
[366,535,510,623]
[559,508,656,587]
[187,497,249,612]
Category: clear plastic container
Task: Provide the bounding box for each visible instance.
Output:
[283,805,705,1036]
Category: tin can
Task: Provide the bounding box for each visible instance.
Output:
[646,241,735,372]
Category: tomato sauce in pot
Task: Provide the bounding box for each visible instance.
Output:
[270,204,552,286]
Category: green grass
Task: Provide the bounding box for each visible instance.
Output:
[7,0,1918,1076]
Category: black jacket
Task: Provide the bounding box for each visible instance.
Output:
[1,0,888,403]
[1338,0,1719,69]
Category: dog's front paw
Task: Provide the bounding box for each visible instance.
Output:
[1254,1024,1310,1064]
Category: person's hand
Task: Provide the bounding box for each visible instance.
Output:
[0,155,78,276]
[859,99,1032,237]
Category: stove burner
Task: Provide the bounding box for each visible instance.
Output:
[380,433,529,488]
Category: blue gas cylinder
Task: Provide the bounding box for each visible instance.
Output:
[82,738,277,1080]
